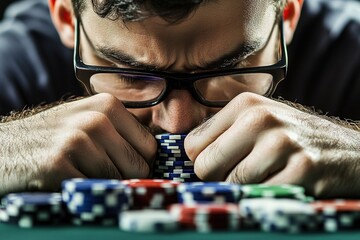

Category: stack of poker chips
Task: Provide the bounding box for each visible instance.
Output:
[153,133,200,182]
[169,203,241,232]
[240,198,319,233]
[177,182,242,205]
[0,193,65,228]
[171,182,243,231]
[61,178,132,226]
[122,179,180,209]
[311,200,360,232]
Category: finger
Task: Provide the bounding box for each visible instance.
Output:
[60,129,123,180]
[93,94,157,163]
[68,94,157,163]
[84,114,151,179]
[185,93,265,161]
[225,131,296,184]
[105,134,151,179]
[264,151,315,186]
[193,117,257,181]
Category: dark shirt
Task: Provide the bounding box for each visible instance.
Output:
[275,0,360,120]
[0,0,359,120]
[0,0,82,115]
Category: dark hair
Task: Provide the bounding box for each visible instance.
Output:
[72,0,287,23]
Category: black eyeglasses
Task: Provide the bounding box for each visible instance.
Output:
[74,19,288,108]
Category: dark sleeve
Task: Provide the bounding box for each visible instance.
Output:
[0,0,83,116]
[275,0,360,120]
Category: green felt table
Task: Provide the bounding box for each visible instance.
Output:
[2,223,360,240]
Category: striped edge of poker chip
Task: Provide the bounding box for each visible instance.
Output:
[119,209,179,232]
[311,200,360,232]
[62,179,128,195]
[3,193,64,217]
[154,168,195,174]
[240,184,306,199]
[157,153,184,158]
[239,198,318,233]
[157,149,183,154]
[122,179,181,188]
[155,160,194,166]
[0,193,66,228]
[169,203,240,232]
[177,182,242,205]
[121,179,180,209]
[155,133,187,140]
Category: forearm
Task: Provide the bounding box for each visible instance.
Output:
[276,97,360,197]
[0,120,39,195]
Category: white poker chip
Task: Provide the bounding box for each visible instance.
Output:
[119,209,179,232]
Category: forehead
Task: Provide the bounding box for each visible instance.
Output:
[79,0,277,70]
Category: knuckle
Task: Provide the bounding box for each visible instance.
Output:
[95,93,124,114]
[266,131,298,153]
[240,106,280,131]
[75,111,113,136]
[231,92,262,110]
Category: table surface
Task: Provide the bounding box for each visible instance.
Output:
[2,223,360,240]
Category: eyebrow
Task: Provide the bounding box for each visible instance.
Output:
[94,39,263,72]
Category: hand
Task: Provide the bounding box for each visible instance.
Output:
[185,92,360,198]
[0,93,157,195]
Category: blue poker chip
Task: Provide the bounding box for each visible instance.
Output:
[3,193,62,207]
[156,156,191,162]
[62,178,128,194]
[158,139,184,143]
[157,149,183,154]
[154,168,195,174]
[155,134,187,140]
[158,145,185,150]
[157,152,184,158]
[155,160,194,167]
[177,182,242,204]
[158,141,185,146]
[1,193,67,227]
[160,177,200,182]
[154,165,195,171]
[160,172,198,178]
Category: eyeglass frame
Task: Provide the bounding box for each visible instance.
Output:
[74,18,288,108]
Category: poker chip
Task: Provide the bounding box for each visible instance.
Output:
[122,179,180,209]
[119,209,179,232]
[155,134,187,140]
[169,203,240,232]
[241,184,307,201]
[311,199,360,232]
[240,198,318,233]
[177,182,242,205]
[154,160,194,167]
[0,193,66,228]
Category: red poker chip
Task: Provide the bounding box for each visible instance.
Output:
[169,203,241,230]
[311,200,360,212]
[122,179,180,188]
[122,179,180,209]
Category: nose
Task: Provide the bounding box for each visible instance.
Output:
[152,90,206,134]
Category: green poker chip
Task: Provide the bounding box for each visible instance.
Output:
[241,184,307,200]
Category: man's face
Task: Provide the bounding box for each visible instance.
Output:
[78,0,278,134]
